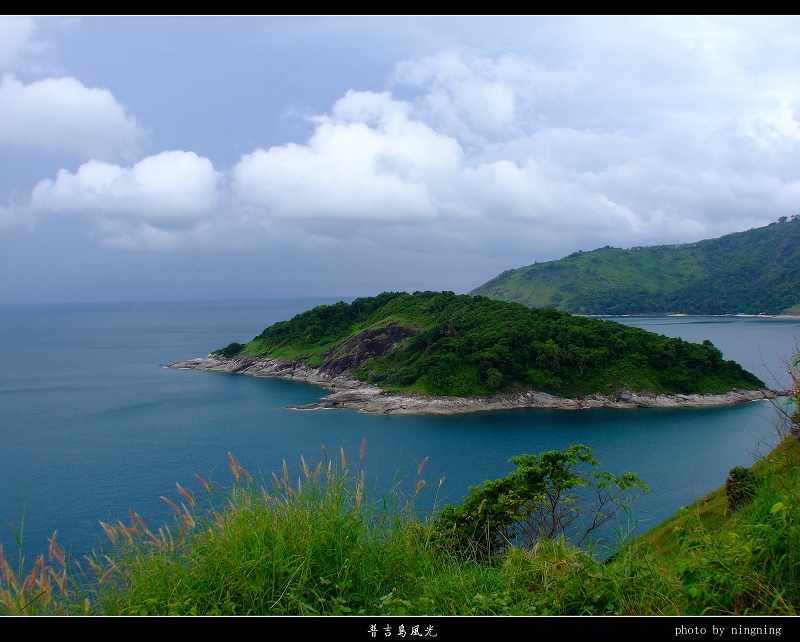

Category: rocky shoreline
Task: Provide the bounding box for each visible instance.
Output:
[165,353,785,416]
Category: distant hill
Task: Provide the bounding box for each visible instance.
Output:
[470,216,800,315]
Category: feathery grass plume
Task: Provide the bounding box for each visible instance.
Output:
[227,452,252,483]
[85,554,117,584]
[161,495,181,515]
[312,461,323,484]
[99,521,118,546]
[300,454,309,478]
[127,509,144,536]
[176,483,195,507]
[0,531,75,615]
[194,473,211,494]
[46,533,67,595]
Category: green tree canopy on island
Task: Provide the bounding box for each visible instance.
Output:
[215,291,765,399]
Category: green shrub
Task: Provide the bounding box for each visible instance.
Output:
[725,466,757,514]
[431,445,648,561]
[214,342,245,358]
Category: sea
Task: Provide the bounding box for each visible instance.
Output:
[1,298,798,567]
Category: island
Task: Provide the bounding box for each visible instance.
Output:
[166,291,780,415]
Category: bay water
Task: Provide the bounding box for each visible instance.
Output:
[1,299,798,566]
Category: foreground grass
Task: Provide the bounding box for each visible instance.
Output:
[2,429,799,616]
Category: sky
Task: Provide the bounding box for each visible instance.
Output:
[2,15,800,304]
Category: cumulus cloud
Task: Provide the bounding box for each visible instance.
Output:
[233,90,462,225]
[9,17,800,262]
[0,74,146,159]
[394,50,569,145]
[225,84,660,258]
[0,16,38,71]
[223,30,800,259]
[30,151,221,248]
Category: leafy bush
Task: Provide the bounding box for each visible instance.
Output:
[725,466,757,513]
[431,444,648,561]
[214,342,245,358]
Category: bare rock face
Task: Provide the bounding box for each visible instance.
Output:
[286,386,781,415]
[318,323,419,377]
[163,323,419,393]
[166,353,362,390]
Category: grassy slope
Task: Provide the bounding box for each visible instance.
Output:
[470,217,800,315]
[631,432,800,558]
[80,433,800,615]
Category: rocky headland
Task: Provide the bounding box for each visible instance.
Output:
[165,353,783,416]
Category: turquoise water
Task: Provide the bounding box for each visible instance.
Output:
[1,300,798,564]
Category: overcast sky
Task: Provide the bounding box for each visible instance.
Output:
[2,15,799,303]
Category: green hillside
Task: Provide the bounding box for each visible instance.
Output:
[470,216,800,315]
[216,290,764,399]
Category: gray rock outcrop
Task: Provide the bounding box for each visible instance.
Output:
[165,354,783,416]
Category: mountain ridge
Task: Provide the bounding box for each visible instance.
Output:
[470,216,800,316]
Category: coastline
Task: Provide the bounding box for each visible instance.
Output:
[165,354,785,416]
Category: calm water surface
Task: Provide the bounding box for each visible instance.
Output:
[1,300,798,564]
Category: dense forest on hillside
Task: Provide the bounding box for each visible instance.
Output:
[216,291,764,399]
[470,216,800,315]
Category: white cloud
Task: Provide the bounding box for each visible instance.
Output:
[0,204,31,231]
[233,90,463,226]
[30,151,221,248]
[0,74,146,159]
[0,16,38,71]
[394,50,569,144]
[225,29,800,256]
[8,19,800,263]
[227,82,665,258]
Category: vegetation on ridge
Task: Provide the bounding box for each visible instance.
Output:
[214,290,765,398]
[470,216,800,315]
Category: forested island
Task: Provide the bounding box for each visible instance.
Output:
[168,291,776,414]
[470,216,800,315]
